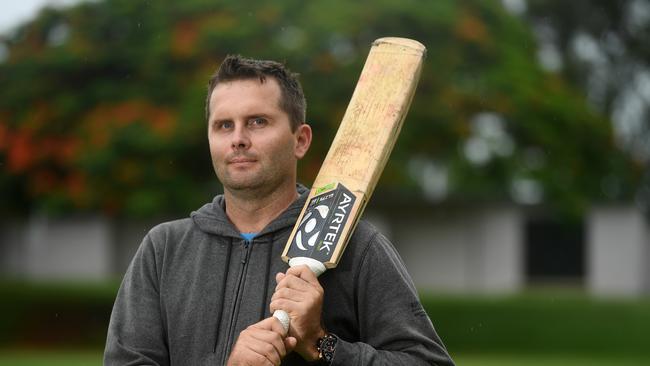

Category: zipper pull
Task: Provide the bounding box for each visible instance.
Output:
[241,240,252,264]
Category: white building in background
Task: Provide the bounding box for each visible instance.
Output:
[1,204,648,297]
[367,205,524,294]
[1,214,113,280]
[587,206,650,296]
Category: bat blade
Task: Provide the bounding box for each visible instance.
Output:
[282,37,426,268]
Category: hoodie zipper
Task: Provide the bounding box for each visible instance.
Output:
[220,239,252,361]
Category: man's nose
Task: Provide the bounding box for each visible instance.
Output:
[231,123,251,150]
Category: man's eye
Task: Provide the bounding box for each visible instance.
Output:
[249,117,267,127]
[216,121,233,130]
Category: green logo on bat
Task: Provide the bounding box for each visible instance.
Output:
[315,182,336,195]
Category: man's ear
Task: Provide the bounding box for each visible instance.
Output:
[294,123,312,159]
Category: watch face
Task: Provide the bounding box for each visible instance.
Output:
[317,334,337,363]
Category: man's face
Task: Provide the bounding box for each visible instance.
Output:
[207,78,310,196]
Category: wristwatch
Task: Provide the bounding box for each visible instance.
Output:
[316,333,337,364]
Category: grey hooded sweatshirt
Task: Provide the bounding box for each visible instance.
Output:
[104,186,454,365]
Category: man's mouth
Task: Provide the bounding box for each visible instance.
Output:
[228,157,257,165]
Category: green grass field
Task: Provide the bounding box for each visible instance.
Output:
[456,353,648,365]
[2,283,650,365]
[0,350,101,366]
[0,350,647,366]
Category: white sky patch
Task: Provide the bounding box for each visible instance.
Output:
[571,31,612,108]
[464,137,491,166]
[601,32,626,58]
[463,112,514,166]
[635,69,650,103]
[501,0,527,16]
[571,31,608,65]
[537,42,563,72]
[533,21,563,72]
[0,0,87,35]
[613,87,644,138]
[47,22,70,46]
[627,0,650,33]
[611,68,650,161]
[408,157,449,202]
[510,177,543,205]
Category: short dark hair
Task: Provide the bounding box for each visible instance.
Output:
[205,55,306,131]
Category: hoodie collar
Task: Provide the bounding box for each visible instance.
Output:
[190,184,309,239]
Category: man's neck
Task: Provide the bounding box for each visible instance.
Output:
[224,182,299,234]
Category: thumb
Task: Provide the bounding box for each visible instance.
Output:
[276,272,286,284]
[284,336,297,352]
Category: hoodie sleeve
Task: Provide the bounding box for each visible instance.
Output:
[330,233,455,366]
[104,232,169,366]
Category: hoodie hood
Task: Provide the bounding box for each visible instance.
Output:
[190,184,309,239]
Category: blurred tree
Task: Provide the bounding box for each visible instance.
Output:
[525,0,650,163]
[0,0,642,217]
[522,0,650,214]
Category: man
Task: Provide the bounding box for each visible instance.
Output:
[104,55,454,365]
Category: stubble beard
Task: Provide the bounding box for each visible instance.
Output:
[215,156,294,201]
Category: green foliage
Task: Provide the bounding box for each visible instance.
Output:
[0,0,641,217]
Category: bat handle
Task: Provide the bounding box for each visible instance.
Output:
[272,257,327,334]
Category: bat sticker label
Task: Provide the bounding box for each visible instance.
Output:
[288,184,356,262]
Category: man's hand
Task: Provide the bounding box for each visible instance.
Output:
[270,265,326,361]
[227,317,297,366]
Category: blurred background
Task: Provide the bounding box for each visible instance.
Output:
[1,0,649,365]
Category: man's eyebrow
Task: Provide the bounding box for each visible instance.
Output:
[210,117,232,125]
[246,113,273,119]
[209,112,274,124]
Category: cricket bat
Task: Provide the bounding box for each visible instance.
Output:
[273,37,426,332]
